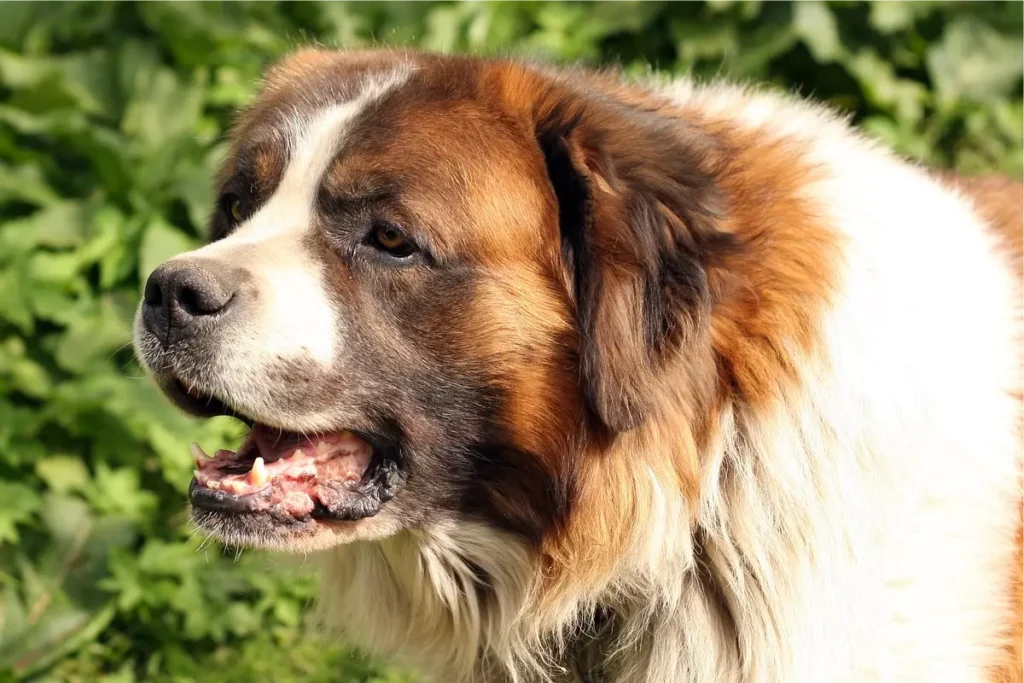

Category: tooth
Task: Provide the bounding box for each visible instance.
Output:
[207,480,220,490]
[317,441,330,452]
[249,457,268,487]
[291,449,303,460]
[190,442,209,468]
[193,469,202,482]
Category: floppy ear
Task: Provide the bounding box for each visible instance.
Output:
[535,94,727,433]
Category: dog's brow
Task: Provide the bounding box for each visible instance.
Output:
[320,171,402,209]
[324,189,396,211]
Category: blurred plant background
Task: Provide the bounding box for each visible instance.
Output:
[0,1,1019,681]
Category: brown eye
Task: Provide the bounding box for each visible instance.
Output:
[369,223,416,258]
[220,193,245,225]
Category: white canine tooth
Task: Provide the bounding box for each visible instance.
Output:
[193,469,202,482]
[317,441,329,452]
[190,442,209,464]
[291,449,303,460]
[249,457,268,487]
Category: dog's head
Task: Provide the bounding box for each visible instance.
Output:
[133,49,724,552]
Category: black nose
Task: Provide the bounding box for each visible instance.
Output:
[142,261,236,347]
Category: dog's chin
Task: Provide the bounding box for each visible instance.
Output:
[156,375,407,552]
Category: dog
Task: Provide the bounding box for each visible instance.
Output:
[133,49,1023,683]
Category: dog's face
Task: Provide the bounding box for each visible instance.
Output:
[134,51,586,551]
[134,50,722,553]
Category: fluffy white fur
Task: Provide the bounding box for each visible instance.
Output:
[304,79,1023,683]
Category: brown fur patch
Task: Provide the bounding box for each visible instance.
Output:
[477,61,842,614]
[703,130,839,407]
[251,144,285,196]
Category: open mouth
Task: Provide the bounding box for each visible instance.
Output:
[170,379,402,524]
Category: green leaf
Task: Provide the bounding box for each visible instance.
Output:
[92,206,138,289]
[36,456,90,495]
[927,18,1024,107]
[0,162,60,207]
[3,603,116,678]
[53,296,132,373]
[6,355,52,399]
[0,482,41,544]
[16,201,87,249]
[793,1,842,62]
[672,17,739,67]
[0,49,118,117]
[0,267,34,332]
[868,2,915,34]
[138,216,197,285]
[0,582,27,645]
[87,464,157,523]
[121,63,206,153]
[846,49,928,124]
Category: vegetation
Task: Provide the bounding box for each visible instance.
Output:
[0,2,1019,681]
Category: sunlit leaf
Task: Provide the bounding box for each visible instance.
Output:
[138,216,197,285]
[53,296,132,373]
[793,1,842,62]
[36,456,90,495]
[927,18,1024,107]
[0,482,41,544]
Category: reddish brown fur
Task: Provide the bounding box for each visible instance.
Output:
[316,66,586,470]
[464,62,843,611]
[704,127,839,408]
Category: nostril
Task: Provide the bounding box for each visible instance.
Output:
[178,285,202,316]
[143,274,164,309]
[175,282,233,317]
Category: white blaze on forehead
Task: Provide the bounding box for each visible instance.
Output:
[175,69,410,369]
[229,68,411,247]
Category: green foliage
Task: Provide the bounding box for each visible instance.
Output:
[0,2,1019,681]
